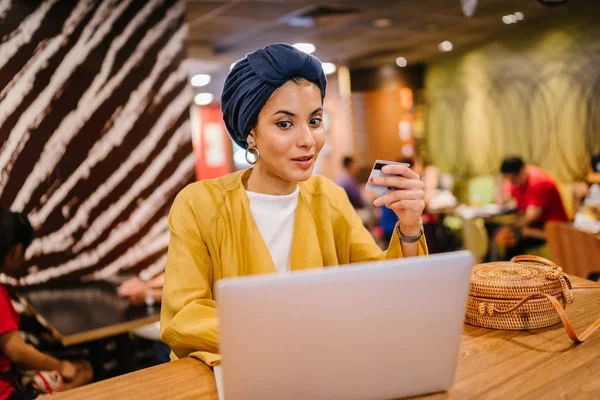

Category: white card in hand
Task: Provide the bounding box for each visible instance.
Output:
[365,160,410,192]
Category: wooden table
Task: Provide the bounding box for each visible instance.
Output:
[51,277,600,400]
[454,204,516,218]
[17,281,160,346]
[587,172,600,184]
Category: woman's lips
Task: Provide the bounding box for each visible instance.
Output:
[292,155,314,169]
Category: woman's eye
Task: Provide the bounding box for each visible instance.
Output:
[310,118,323,126]
[276,121,292,129]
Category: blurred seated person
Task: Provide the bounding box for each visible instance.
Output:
[494,156,568,259]
[0,209,92,399]
[380,205,399,246]
[592,153,600,175]
[118,273,164,306]
[118,273,170,364]
[336,156,364,209]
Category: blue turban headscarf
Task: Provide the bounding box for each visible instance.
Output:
[221,43,327,149]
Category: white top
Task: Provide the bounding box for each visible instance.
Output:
[246,186,299,273]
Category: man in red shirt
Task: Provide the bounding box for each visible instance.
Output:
[0,209,92,399]
[494,157,568,259]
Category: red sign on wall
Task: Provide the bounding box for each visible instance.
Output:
[190,105,232,181]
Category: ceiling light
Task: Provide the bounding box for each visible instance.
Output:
[396,57,407,67]
[194,93,214,106]
[438,41,453,52]
[502,15,512,24]
[292,43,316,54]
[321,62,336,75]
[373,18,392,28]
[190,74,211,87]
[514,12,524,20]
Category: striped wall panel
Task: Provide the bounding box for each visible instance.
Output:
[0,0,194,286]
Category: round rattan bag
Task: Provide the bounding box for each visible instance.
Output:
[465,255,600,342]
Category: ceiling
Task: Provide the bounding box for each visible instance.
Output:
[184,0,594,96]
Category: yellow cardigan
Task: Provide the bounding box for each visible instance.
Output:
[160,169,428,366]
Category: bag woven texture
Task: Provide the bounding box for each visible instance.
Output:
[466,255,574,330]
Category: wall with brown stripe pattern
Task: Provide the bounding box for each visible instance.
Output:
[0,0,193,287]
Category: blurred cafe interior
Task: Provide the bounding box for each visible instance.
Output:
[1,0,600,399]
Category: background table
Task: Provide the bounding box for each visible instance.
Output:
[51,276,600,400]
[17,280,160,346]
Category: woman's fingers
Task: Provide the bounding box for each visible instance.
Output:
[373,190,424,207]
[381,163,420,179]
[386,199,426,213]
[370,175,423,191]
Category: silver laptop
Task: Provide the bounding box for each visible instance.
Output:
[215,251,473,400]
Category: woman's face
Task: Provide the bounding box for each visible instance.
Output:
[249,78,326,184]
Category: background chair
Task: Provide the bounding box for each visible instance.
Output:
[545,221,600,280]
[462,217,489,264]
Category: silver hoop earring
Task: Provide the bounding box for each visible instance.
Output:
[245,145,261,165]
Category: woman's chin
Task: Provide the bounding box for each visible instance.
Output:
[289,168,314,182]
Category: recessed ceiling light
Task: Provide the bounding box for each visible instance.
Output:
[292,43,316,54]
[194,93,214,106]
[190,74,211,87]
[396,57,407,67]
[503,12,524,24]
[438,41,453,52]
[321,62,336,75]
[373,18,392,28]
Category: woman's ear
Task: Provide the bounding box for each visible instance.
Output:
[247,131,256,147]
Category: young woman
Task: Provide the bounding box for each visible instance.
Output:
[160,44,428,366]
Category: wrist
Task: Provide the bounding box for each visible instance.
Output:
[399,219,423,237]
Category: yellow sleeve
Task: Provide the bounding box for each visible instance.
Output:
[160,189,222,366]
[336,187,428,262]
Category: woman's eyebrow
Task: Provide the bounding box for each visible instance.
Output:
[272,110,295,117]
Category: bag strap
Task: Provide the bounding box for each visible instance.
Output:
[510,255,558,268]
[492,283,600,342]
[511,253,596,290]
